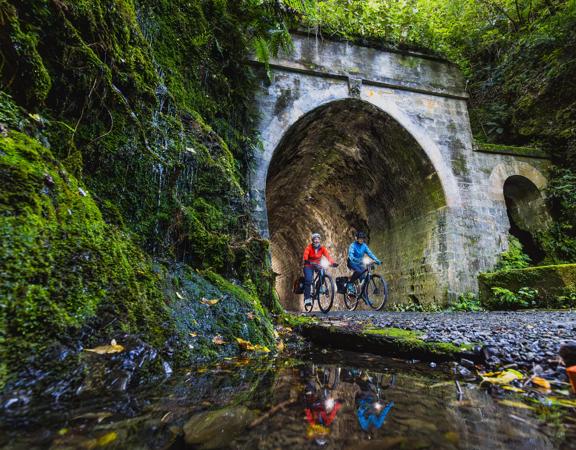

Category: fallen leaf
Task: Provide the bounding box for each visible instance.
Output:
[480,369,523,385]
[547,397,576,408]
[498,400,535,410]
[247,312,255,320]
[85,339,124,355]
[201,297,220,306]
[73,412,113,422]
[96,431,118,447]
[189,332,198,337]
[532,377,551,390]
[429,381,453,389]
[212,335,225,345]
[502,385,525,393]
[235,337,270,353]
[277,340,285,352]
[176,291,184,299]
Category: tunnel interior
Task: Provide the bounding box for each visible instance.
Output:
[265,99,450,311]
[503,175,548,263]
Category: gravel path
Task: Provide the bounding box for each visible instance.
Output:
[308,310,576,380]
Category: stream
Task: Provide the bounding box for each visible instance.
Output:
[1,348,574,450]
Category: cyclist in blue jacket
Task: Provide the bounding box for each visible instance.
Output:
[347,231,381,291]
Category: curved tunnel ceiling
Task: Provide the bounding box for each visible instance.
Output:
[266,99,448,311]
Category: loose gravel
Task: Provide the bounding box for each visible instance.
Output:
[311,310,576,381]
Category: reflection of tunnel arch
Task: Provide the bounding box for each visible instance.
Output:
[265,99,452,310]
[503,175,549,263]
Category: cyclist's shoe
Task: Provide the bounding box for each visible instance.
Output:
[304,297,313,309]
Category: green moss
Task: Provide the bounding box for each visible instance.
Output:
[281,313,320,328]
[363,326,474,355]
[474,142,548,159]
[0,131,175,386]
[479,264,576,310]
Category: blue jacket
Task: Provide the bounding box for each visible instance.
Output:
[348,241,381,267]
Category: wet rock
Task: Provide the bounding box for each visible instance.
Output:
[459,358,475,369]
[183,406,257,449]
[559,342,576,367]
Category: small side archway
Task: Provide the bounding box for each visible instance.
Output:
[489,162,550,263]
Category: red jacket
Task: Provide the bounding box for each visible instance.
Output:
[303,244,335,266]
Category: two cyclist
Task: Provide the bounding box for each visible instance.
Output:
[301,231,382,309]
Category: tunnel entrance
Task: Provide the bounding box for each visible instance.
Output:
[503,175,548,264]
[265,99,450,311]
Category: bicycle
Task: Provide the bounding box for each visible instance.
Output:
[304,262,336,313]
[343,260,388,311]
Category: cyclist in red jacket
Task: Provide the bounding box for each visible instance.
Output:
[302,233,336,309]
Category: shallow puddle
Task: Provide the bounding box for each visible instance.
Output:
[1,350,574,449]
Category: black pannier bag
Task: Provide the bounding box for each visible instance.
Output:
[335,276,349,294]
[292,276,305,294]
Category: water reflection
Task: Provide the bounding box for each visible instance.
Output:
[0,351,572,450]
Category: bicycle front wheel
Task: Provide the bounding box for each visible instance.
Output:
[317,274,335,313]
[365,274,388,311]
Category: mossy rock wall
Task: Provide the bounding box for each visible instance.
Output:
[478,264,576,309]
[0,1,288,392]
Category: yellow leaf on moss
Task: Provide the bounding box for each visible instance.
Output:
[277,340,285,352]
[235,337,270,353]
[212,336,225,345]
[85,339,124,355]
[201,297,220,306]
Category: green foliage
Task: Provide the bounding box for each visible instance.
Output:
[487,287,532,310]
[449,292,483,312]
[495,236,531,271]
[391,299,443,312]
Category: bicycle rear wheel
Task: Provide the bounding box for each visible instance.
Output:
[364,274,388,311]
[343,282,359,310]
[317,274,335,313]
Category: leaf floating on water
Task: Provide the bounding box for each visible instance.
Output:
[531,376,551,390]
[189,332,198,337]
[73,411,113,422]
[502,385,525,393]
[96,431,118,447]
[429,381,453,389]
[235,337,270,353]
[85,339,124,354]
[201,297,220,306]
[498,400,535,410]
[480,369,523,385]
[175,291,184,299]
[212,335,226,345]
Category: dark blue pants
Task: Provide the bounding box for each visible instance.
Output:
[349,263,366,284]
[303,266,315,299]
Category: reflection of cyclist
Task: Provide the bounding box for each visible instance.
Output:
[347,231,381,293]
[301,365,343,446]
[354,371,394,432]
[302,233,336,309]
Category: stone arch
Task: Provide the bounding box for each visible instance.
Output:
[488,161,548,202]
[262,97,457,310]
[255,91,462,220]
